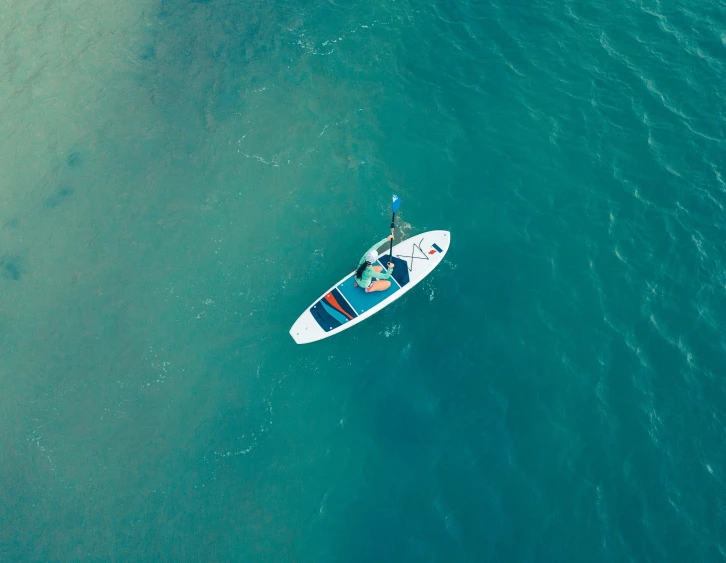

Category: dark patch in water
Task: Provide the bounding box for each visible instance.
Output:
[44,187,74,209]
[140,44,156,61]
[66,152,82,168]
[139,0,262,126]
[2,260,21,280]
[5,218,20,228]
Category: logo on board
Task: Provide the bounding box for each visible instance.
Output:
[428,243,443,255]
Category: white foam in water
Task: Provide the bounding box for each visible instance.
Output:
[383,323,401,337]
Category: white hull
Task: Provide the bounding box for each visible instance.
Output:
[289,230,450,344]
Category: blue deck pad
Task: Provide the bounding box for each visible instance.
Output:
[377,255,410,287]
[310,301,342,332]
[337,262,401,314]
[320,300,349,325]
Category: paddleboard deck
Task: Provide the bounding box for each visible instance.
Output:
[290,230,450,344]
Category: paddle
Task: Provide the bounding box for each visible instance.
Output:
[388,195,401,262]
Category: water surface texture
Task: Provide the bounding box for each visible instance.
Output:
[1,0,725,560]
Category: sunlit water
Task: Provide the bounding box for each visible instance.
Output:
[1,0,725,560]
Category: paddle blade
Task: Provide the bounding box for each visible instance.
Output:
[392,194,401,213]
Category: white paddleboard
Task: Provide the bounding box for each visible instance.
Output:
[289,230,450,344]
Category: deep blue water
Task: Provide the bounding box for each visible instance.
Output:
[1,0,725,560]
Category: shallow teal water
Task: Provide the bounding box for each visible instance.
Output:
[1,0,725,560]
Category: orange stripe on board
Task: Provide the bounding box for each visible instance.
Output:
[325,292,354,320]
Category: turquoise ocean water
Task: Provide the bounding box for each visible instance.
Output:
[1,0,725,560]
